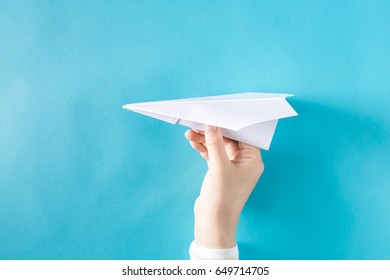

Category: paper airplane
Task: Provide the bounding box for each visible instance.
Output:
[123,93,298,150]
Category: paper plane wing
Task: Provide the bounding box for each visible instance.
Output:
[123,92,298,150]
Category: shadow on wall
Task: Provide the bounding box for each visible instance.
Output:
[239,98,386,259]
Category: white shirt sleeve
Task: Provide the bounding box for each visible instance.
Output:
[189,241,239,260]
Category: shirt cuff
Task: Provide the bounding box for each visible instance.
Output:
[189,241,239,260]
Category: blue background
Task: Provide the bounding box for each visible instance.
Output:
[1,0,389,259]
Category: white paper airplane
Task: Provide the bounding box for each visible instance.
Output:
[123,92,298,150]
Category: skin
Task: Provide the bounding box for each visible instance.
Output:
[185,125,264,249]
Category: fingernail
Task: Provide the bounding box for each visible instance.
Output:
[205,124,217,133]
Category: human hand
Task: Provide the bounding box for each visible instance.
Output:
[185,125,264,249]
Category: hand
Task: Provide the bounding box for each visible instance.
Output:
[185,125,264,249]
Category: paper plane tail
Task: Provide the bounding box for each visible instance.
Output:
[123,105,179,124]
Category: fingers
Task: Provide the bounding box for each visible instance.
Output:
[204,125,230,167]
[223,138,239,160]
[236,142,263,172]
[189,140,206,152]
[186,127,255,165]
[186,129,236,147]
[190,141,209,160]
[185,130,205,143]
[238,142,261,156]
[185,127,263,178]
[185,130,209,160]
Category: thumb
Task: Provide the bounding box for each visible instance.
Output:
[205,125,229,167]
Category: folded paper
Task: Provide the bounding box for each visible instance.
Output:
[123,92,298,150]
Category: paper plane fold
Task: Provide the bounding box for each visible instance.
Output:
[123,92,298,150]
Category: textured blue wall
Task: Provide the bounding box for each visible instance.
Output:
[1,0,389,259]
